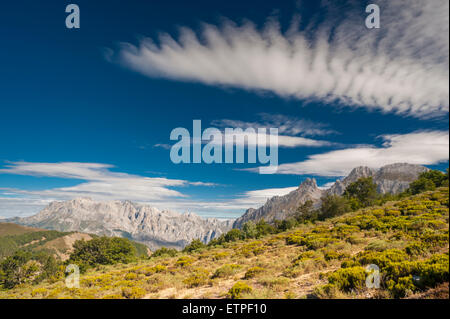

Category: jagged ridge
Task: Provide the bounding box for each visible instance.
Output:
[12,198,232,250]
[233,163,429,228]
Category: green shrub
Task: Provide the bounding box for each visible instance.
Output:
[224,229,243,242]
[343,177,378,209]
[405,242,427,256]
[124,272,138,280]
[327,267,366,292]
[387,276,415,298]
[295,200,320,223]
[242,221,258,239]
[255,220,276,237]
[175,256,194,267]
[357,249,409,269]
[67,237,137,272]
[183,239,206,253]
[212,252,229,260]
[212,264,241,278]
[415,254,449,288]
[319,194,352,219]
[275,218,298,232]
[323,250,349,261]
[227,282,253,299]
[0,250,61,289]
[183,268,210,287]
[151,247,178,258]
[121,286,146,299]
[244,267,265,279]
[408,170,448,195]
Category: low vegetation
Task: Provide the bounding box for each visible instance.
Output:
[0,169,448,299]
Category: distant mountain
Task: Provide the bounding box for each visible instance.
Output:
[328,163,429,195]
[233,163,429,228]
[8,198,232,250]
[233,178,322,228]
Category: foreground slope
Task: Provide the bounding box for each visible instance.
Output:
[1,187,448,299]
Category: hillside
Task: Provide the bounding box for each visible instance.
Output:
[0,223,149,261]
[0,225,74,259]
[1,187,447,299]
[0,223,44,237]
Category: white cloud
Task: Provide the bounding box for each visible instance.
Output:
[155,115,334,150]
[213,130,331,148]
[114,0,449,118]
[153,143,172,150]
[0,161,221,217]
[249,131,449,176]
[212,113,337,137]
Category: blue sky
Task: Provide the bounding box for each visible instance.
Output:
[0,0,448,219]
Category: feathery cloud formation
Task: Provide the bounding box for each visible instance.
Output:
[0,161,215,202]
[115,0,449,117]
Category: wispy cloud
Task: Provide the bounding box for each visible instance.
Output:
[154,115,335,150]
[153,143,172,150]
[0,162,217,212]
[114,0,449,118]
[248,131,449,176]
[212,113,337,137]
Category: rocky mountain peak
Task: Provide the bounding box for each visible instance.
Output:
[298,177,318,190]
[346,166,375,180]
[233,177,323,228]
[12,199,232,250]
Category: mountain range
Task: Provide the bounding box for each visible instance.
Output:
[6,163,428,249]
[7,198,232,250]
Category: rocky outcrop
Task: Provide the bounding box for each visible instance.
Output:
[12,198,232,250]
[233,178,323,228]
[373,163,429,194]
[328,163,429,195]
[328,166,376,195]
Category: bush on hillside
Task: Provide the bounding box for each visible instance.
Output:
[408,170,448,195]
[151,247,178,258]
[0,250,61,289]
[227,281,253,299]
[183,239,206,253]
[242,221,258,239]
[319,194,351,220]
[344,177,378,209]
[67,237,137,272]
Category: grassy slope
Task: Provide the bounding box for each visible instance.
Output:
[0,225,148,261]
[1,187,448,299]
[0,223,43,237]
